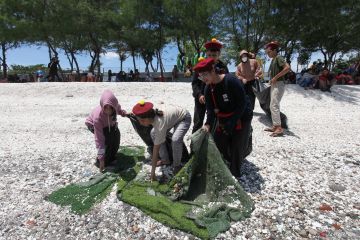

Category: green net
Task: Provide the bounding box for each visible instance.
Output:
[47,146,144,214]
[48,132,254,239]
[118,130,254,239]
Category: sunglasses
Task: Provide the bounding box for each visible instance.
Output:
[198,72,211,81]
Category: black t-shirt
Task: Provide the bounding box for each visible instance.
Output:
[204,74,252,128]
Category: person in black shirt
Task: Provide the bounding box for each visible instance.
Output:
[193,58,253,178]
[46,57,61,82]
[191,38,229,133]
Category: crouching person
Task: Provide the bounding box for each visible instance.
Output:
[85,90,127,172]
[194,58,253,178]
[132,100,191,181]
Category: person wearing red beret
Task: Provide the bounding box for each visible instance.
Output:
[194,58,253,178]
[191,38,229,134]
[265,41,290,137]
[132,100,191,181]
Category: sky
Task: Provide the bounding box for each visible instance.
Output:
[5,43,325,74]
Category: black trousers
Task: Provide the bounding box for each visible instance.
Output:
[46,72,61,82]
[88,125,120,165]
[192,99,206,133]
[214,120,251,177]
[244,80,256,110]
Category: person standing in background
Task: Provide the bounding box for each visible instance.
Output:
[236,50,263,110]
[191,38,229,133]
[264,41,290,137]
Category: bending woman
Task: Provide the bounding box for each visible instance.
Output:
[132,101,191,181]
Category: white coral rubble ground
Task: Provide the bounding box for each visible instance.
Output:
[0,83,359,240]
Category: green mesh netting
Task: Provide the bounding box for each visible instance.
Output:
[47,146,144,214]
[118,131,254,239]
[48,132,254,239]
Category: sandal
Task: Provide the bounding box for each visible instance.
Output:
[156,159,171,167]
[270,128,284,137]
[270,132,284,137]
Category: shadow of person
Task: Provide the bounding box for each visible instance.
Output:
[238,159,265,194]
[284,129,301,139]
[256,112,273,128]
[256,112,300,138]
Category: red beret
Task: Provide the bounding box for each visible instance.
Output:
[265,41,279,50]
[193,58,215,73]
[132,100,153,116]
[204,38,223,51]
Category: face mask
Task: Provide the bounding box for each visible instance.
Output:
[241,56,248,63]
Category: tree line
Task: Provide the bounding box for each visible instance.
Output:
[0,0,359,78]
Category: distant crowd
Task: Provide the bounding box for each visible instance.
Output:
[297,60,360,92]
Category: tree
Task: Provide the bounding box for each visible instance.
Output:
[0,0,25,78]
[165,0,219,58]
[212,0,272,63]
[294,0,354,68]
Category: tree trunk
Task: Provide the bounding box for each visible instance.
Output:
[120,60,123,72]
[64,49,74,71]
[150,60,157,72]
[143,59,150,73]
[158,51,164,78]
[47,40,58,58]
[1,42,8,79]
[245,0,251,50]
[48,45,52,61]
[131,50,136,71]
[89,51,97,73]
[70,51,80,74]
[97,56,101,82]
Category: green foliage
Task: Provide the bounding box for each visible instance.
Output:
[297,50,312,66]
[9,64,47,74]
[1,0,360,72]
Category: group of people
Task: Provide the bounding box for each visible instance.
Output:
[107,69,140,82]
[299,60,360,91]
[85,39,290,180]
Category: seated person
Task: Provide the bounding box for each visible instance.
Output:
[317,68,336,92]
[298,70,317,89]
[353,62,360,85]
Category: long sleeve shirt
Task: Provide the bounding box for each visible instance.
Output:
[204,74,252,130]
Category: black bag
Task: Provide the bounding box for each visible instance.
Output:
[253,82,288,129]
[127,114,190,163]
